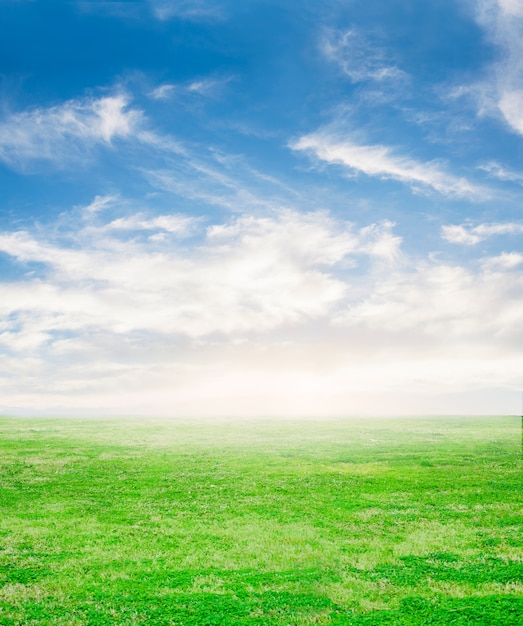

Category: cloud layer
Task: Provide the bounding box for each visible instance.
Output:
[0,204,521,415]
[0,210,397,340]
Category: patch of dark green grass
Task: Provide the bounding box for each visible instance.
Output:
[332,596,523,626]
[354,553,523,586]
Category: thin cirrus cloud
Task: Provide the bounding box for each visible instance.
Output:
[291,132,485,199]
[149,84,177,100]
[441,221,523,244]
[0,84,291,215]
[143,164,287,214]
[149,76,233,100]
[0,94,142,168]
[150,0,222,21]
[75,2,143,18]
[479,161,523,184]
[321,28,408,85]
[80,194,121,214]
[74,1,221,21]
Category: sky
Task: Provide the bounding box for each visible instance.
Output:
[0,0,522,417]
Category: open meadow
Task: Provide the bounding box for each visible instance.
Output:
[0,415,521,625]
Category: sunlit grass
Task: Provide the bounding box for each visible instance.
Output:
[0,416,521,624]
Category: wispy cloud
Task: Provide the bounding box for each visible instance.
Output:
[150,0,222,21]
[75,1,143,19]
[149,76,234,100]
[441,221,523,244]
[143,168,271,212]
[143,147,296,213]
[79,194,120,215]
[0,94,142,169]
[0,91,190,170]
[321,28,408,85]
[101,213,199,235]
[479,161,523,184]
[149,84,177,100]
[75,1,222,21]
[186,77,232,96]
[291,131,485,198]
[0,93,294,215]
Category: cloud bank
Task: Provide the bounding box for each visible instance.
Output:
[0,204,520,416]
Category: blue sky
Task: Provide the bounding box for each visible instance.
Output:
[0,0,522,416]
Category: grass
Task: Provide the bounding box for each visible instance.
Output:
[0,415,521,625]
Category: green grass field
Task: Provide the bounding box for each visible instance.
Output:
[0,415,521,625]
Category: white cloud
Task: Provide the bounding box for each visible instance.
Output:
[498,89,523,134]
[79,194,120,214]
[322,28,408,85]
[186,77,231,96]
[441,225,482,245]
[0,94,142,168]
[149,84,176,100]
[0,91,188,170]
[474,0,523,136]
[102,213,199,235]
[291,132,485,198]
[481,251,523,270]
[442,221,523,244]
[478,161,523,184]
